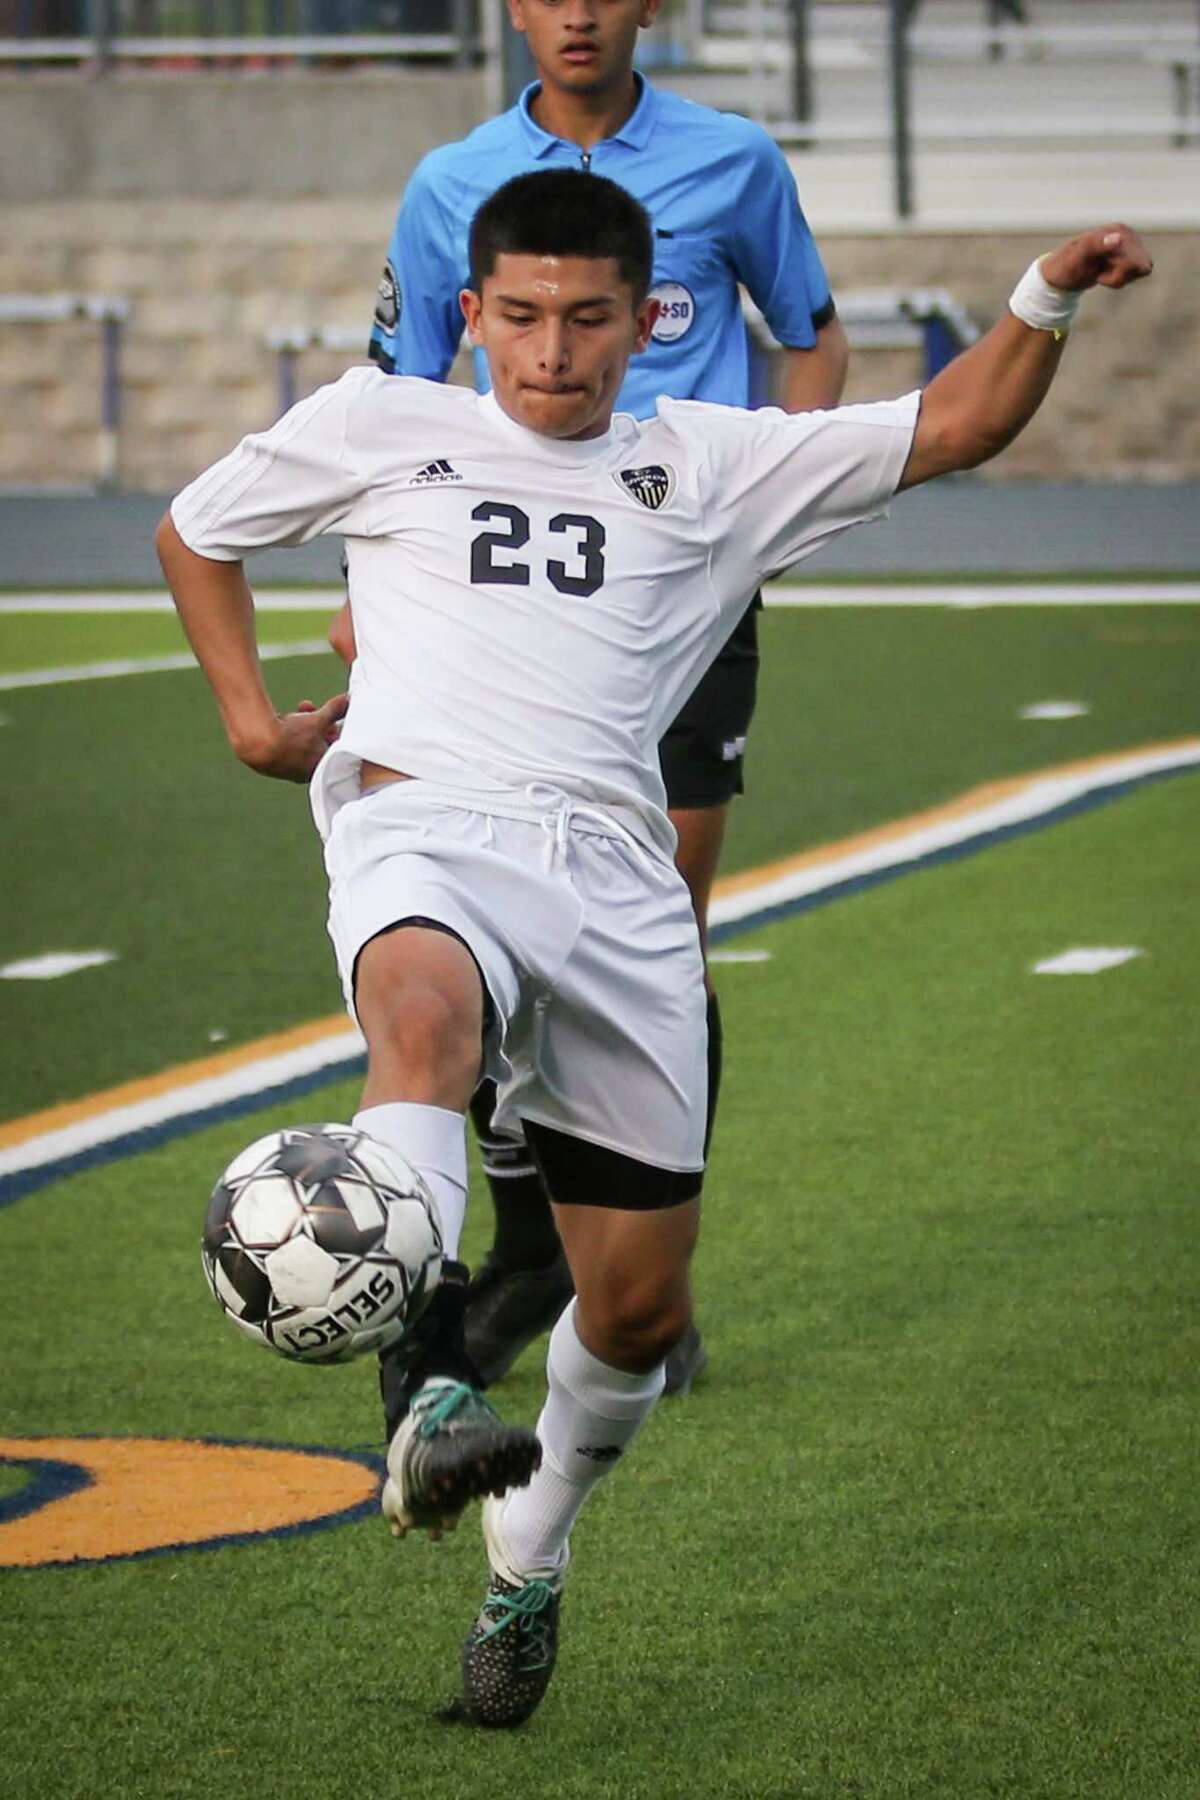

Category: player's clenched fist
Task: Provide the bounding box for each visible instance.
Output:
[1041,225,1154,294]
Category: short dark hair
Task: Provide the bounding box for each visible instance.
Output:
[468,169,653,305]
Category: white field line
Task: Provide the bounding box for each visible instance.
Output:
[0,640,330,691]
[707,741,1200,931]
[1033,947,1143,975]
[0,591,341,613]
[0,1027,366,1180]
[3,738,1197,1186]
[1020,701,1090,719]
[2,582,1200,617]
[763,582,1200,608]
[1,950,117,980]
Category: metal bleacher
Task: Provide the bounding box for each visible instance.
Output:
[0,293,128,488]
[3,2,1197,150]
[643,0,1200,143]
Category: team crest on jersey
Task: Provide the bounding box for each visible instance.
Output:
[615,464,676,511]
[374,260,400,332]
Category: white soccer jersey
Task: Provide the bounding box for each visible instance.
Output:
[171,369,918,848]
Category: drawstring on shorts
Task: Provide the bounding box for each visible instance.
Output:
[523,783,671,880]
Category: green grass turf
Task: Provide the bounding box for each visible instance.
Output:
[2,774,1197,1797]
[1,603,1198,1123]
[0,643,348,1121]
[0,609,331,673]
[0,1463,30,1502]
[772,569,1200,586]
[728,603,1200,870]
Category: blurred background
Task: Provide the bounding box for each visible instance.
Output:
[1,0,1197,505]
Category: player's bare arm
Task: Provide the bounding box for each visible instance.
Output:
[899,225,1152,491]
[156,513,348,782]
[778,313,851,412]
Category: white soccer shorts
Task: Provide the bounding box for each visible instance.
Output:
[323,779,708,1173]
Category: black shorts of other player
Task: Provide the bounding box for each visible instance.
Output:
[658,595,761,809]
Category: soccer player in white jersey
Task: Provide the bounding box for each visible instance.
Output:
[158,170,1150,1728]
[352,0,851,1401]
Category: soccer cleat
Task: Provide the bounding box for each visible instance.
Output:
[662,1322,708,1397]
[463,1248,575,1387]
[380,1377,541,1541]
[461,1494,566,1728]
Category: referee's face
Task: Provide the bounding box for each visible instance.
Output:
[511,0,661,99]
[462,253,656,441]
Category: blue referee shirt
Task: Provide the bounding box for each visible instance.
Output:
[368,76,834,419]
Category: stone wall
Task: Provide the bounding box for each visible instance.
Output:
[1,68,490,490]
[1,197,405,489]
[824,235,1198,485]
[0,70,488,204]
[1,73,1196,490]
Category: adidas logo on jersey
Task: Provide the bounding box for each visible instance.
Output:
[410,458,463,486]
[614,464,676,511]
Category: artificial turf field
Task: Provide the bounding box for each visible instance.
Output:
[2,590,1198,1797]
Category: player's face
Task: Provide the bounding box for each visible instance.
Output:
[508,0,661,98]
[463,254,657,441]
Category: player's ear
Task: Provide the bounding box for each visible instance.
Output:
[507,0,527,33]
[460,288,484,344]
[633,295,659,353]
[639,0,664,28]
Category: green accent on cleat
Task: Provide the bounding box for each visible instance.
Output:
[460,1493,565,1727]
[381,1378,541,1541]
[462,1572,562,1727]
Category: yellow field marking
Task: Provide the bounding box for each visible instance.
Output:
[0,1014,350,1153]
[710,739,1200,901]
[0,1437,379,1568]
[2,738,1198,1164]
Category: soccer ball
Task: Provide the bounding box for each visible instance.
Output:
[201,1123,443,1365]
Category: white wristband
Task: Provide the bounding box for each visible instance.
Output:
[1008,257,1081,337]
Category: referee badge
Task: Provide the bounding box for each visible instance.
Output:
[615,464,676,511]
[374,260,400,333]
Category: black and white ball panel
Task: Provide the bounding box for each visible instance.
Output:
[200,1124,443,1365]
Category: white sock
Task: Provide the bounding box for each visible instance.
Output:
[352,1102,467,1259]
[500,1300,665,1578]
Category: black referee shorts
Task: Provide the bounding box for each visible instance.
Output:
[658,595,761,811]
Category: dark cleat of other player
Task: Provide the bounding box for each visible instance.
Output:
[465,1247,707,1396]
[464,1247,575,1387]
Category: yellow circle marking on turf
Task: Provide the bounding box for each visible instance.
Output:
[0,1436,379,1568]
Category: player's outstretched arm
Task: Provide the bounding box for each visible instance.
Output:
[898,225,1152,491]
[156,513,348,783]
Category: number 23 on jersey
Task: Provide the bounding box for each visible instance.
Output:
[470,502,606,597]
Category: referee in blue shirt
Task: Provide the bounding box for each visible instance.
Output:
[354,0,849,1406]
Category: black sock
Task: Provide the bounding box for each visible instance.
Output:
[704,987,723,1158]
[377,1259,480,1444]
[469,1079,561,1270]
